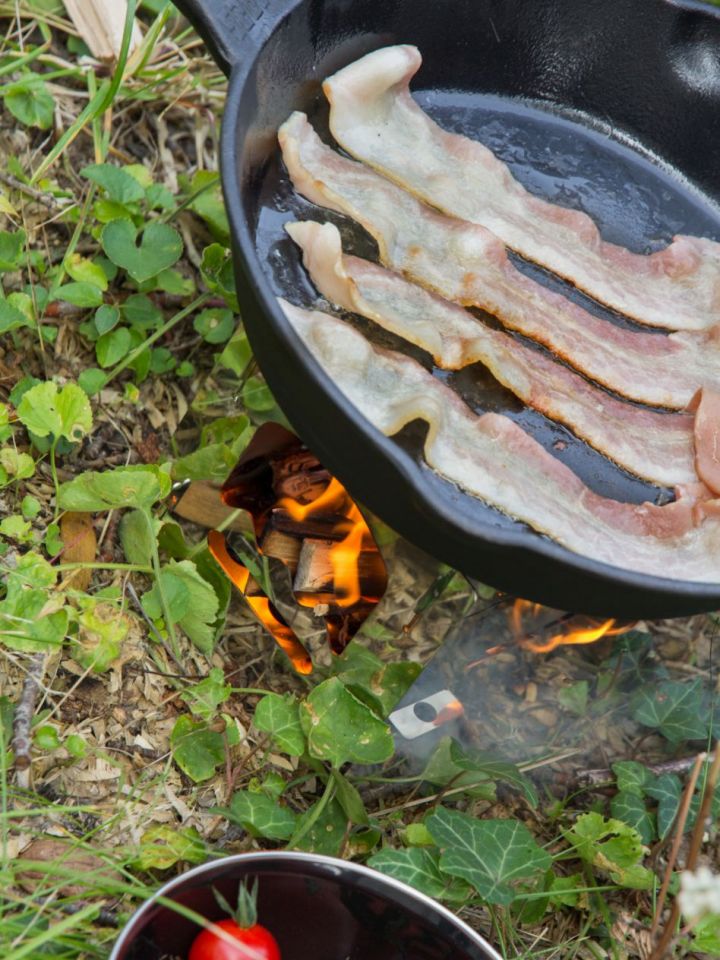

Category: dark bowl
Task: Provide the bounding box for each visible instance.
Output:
[110,852,501,959]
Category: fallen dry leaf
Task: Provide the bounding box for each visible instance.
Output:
[60,512,97,591]
[17,838,121,897]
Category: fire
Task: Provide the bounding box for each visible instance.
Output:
[510,599,628,654]
[277,477,370,608]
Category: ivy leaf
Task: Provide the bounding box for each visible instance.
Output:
[612,761,654,795]
[299,678,394,767]
[645,774,683,840]
[450,741,538,807]
[254,693,306,756]
[632,680,709,743]
[221,790,297,840]
[58,465,171,512]
[17,381,93,443]
[421,738,496,801]
[5,75,55,129]
[610,791,656,844]
[331,768,368,826]
[82,164,145,204]
[170,715,225,782]
[181,668,231,723]
[102,219,183,283]
[562,812,654,890]
[426,808,551,906]
[557,680,589,716]
[294,798,347,856]
[136,825,206,871]
[369,847,472,903]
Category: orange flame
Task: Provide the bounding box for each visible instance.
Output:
[433,699,465,726]
[510,599,628,654]
[277,477,371,609]
[208,531,313,675]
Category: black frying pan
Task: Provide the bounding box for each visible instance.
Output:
[173,0,720,619]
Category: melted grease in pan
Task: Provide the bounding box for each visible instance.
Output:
[254,88,720,526]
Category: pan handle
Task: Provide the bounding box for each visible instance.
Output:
[172,0,296,76]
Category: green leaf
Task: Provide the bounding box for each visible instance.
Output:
[562,812,654,890]
[193,307,235,344]
[200,243,238,311]
[0,558,68,653]
[299,677,394,767]
[557,680,589,716]
[123,293,163,330]
[223,790,297,840]
[181,668,231,723]
[217,330,252,376]
[55,281,104,308]
[632,679,709,743]
[331,768,368,825]
[78,368,107,397]
[369,847,471,903]
[57,465,171,511]
[421,738,496,801]
[101,219,183,283]
[136,825,206,871]
[0,449,35,482]
[645,774,683,840]
[612,761,654,795]
[242,375,275,412]
[34,725,61,750]
[144,560,220,654]
[170,714,225,782]
[171,443,241,485]
[426,808,552,906]
[294,798,348,856]
[186,170,230,240]
[65,254,109,291]
[692,914,720,954]
[450,741,538,807]
[82,164,145,204]
[94,305,120,335]
[254,693,306,756]
[0,230,25,270]
[74,603,131,673]
[96,326,131,368]
[5,76,54,129]
[610,791,655,844]
[17,381,93,443]
[0,299,30,334]
[119,509,156,566]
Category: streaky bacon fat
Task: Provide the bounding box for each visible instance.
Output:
[278,299,720,584]
[324,45,720,333]
[286,219,698,488]
[277,112,720,410]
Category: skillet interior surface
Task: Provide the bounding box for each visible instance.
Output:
[180,0,720,615]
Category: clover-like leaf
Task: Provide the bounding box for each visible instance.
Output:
[632,679,709,743]
[144,560,220,655]
[426,808,551,906]
[102,219,183,283]
[5,75,54,129]
[181,668,231,723]
[222,790,297,840]
[254,693,306,756]
[17,381,92,443]
[299,677,394,767]
[369,847,471,903]
[562,812,654,890]
[82,164,145,204]
[57,465,171,512]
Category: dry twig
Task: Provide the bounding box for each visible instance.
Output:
[12,653,47,787]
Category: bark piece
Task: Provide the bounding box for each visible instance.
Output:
[63,0,143,61]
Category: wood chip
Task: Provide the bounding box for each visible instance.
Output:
[63,0,143,61]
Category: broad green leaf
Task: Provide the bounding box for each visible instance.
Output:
[612,761,654,795]
[193,307,234,344]
[421,738,496,801]
[0,515,32,540]
[17,381,92,443]
[102,219,183,283]
[64,254,109,291]
[562,812,654,890]
[645,774,683,840]
[94,305,120,335]
[632,679,709,743]
[217,330,252,375]
[78,368,107,397]
[242,376,275,412]
[0,299,29,334]
[82,164,145,204]
[334,643,422,715]
[610,790,655,844]
[0,572,68,652]
[5,76,54,129]
[692,914,720,954]
[144,560,220,654]
[170,715,225,782]
[181,668,231,723]
[123,293,163,329]
[143,570,191,622]
[200,243,238,311]
[331,768,368,825]
[136,825,206,871]
[171,442,238,484]
[557,680,589,716]
[299,677,394,767]
[0,230,25,270]
[96,326,131,368]
[74,603,131,673]
[0,448,35,482]
[55,282,104,308]
[57,465,171,511]
[186,170,230,240]
[370,847,472,903]
[254,693,306,756]
[119,509,157,566]
[426,808,551,906]
[294,798,348,856]
[451,741,538,807]
[223,790,297,840]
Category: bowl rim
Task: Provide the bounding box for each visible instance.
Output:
[109,850,503,960]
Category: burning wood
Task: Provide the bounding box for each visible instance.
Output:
[208,424,388,671]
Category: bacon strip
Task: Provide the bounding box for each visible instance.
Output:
[278,113,720,410]
[278,299,720,584]
[286,219,697,487]
[324,46,720,333]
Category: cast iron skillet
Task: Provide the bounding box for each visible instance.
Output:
[173,0,720,619]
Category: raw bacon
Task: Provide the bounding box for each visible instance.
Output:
[324,45,720,332]
[278,299,720,584]
[278,113,720,409]
[285,219,697,487]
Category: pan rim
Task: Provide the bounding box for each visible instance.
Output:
[217,2,720,608]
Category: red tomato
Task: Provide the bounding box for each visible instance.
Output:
[189,917,281,960]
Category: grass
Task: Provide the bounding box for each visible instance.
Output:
[0,3,719,960]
